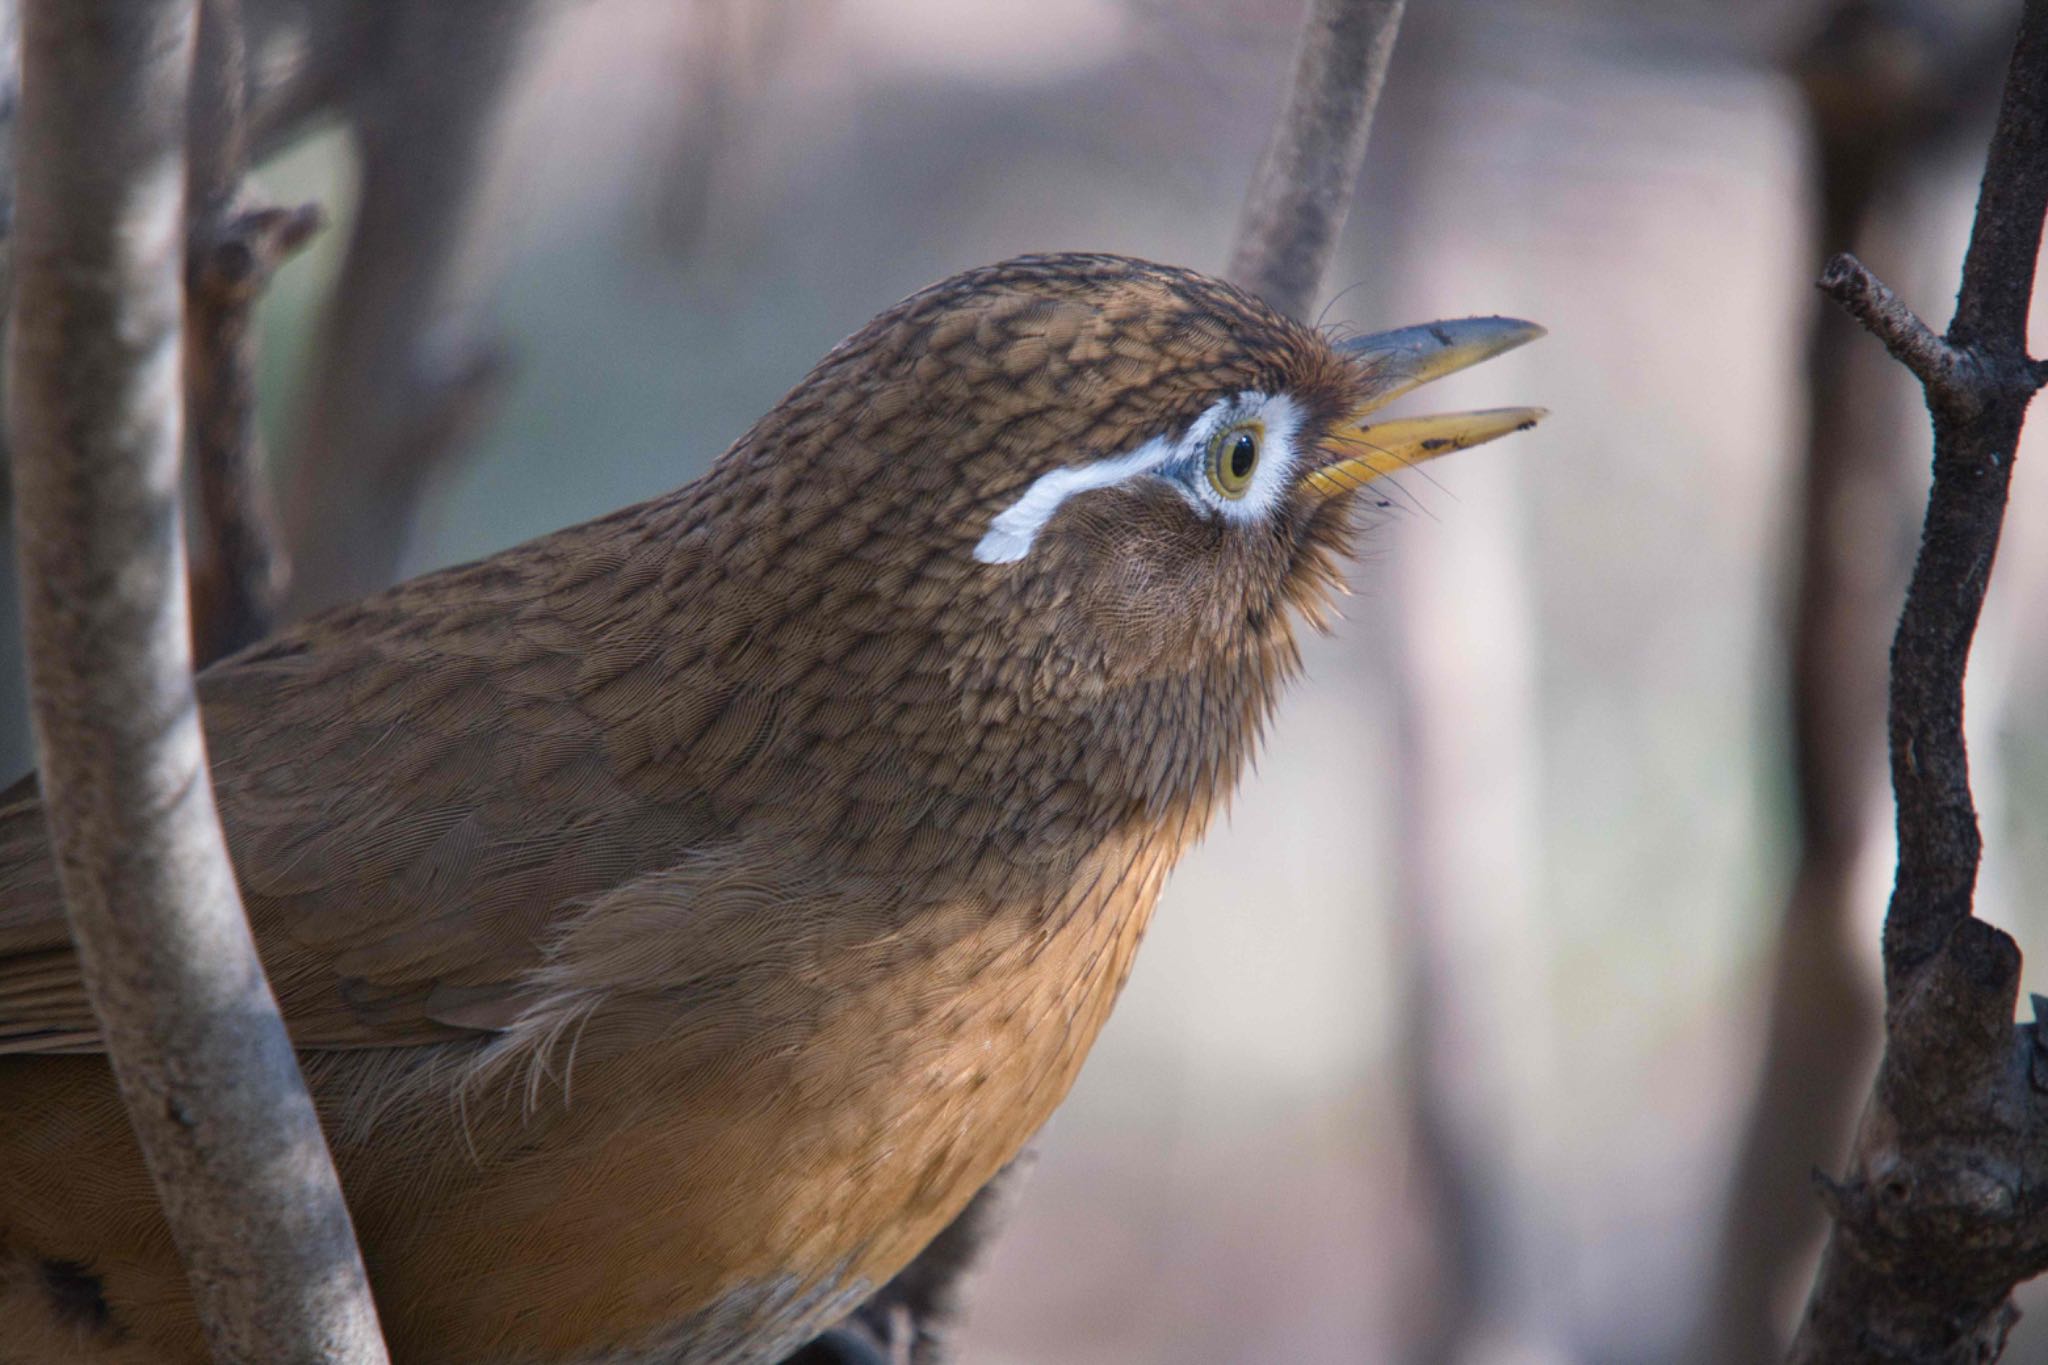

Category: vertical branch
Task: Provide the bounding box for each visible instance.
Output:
[646,0,809,260]
[278,0,530,617]
[1701,6,1990,1356]
[184,0,320,662]
[1385,575,1532,1365]
[1787,1,2048,1358]
[1285,10,1548,1355]
[185,198,320,661]
[1228,0,1405,321]
[6,3,386,1361]
[1878,0,2048,981]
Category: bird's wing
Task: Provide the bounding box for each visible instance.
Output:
[0,504,756,1054]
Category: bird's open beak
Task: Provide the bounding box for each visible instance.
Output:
[1302,317,1548,499]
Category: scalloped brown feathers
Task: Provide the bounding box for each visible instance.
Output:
[0,254,1373,1364]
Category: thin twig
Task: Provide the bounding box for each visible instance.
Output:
[6,3,388,1360]
[1227,0,1406,322]
[186,200,321,661]
[1788,1,2048,1358]
[1951,8,2048,356]
[1818,252,1969,398]
[184,0,315,662]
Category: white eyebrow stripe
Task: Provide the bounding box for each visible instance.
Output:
[973,435,1176,564]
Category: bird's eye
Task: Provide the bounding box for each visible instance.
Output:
[1207,421,1263,499]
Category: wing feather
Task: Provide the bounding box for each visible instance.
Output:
[0,503,733,1055]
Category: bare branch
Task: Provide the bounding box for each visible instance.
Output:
[186,199,320,662]
[1227,0,1405,321]
[278,0,532,617]
[1878,5,2048,983]
[1952,6,2048,356]
[1818,251,1967,396]
[184,0,318,662]
[1788,1,2048,1357]
[188,0,248,206]
[6,3,386,1360]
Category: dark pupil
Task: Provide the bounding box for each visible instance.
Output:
[1229,432,1258,481]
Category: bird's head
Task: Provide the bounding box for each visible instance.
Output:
[696,254,1542,829]
[724,253,1541,682]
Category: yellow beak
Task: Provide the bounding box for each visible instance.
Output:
[1302,316,1548,499]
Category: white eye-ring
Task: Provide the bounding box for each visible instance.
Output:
[973,391,1302,564]
[1185,392,1301,521]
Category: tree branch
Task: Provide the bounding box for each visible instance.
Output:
[186,198,320,662]
[6,3,387,1360]
[1951,10,2048,356]
[1787,1,2048,1358]
[1227,0,1406,322]
[1875,1,2048,982]
[1818,252,1968,397]
[277,0,529,617]
[185,0,318,663]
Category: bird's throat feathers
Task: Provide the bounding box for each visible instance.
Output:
[633,468,1338,915]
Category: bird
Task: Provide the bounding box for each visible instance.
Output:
[0,253,1541,1364]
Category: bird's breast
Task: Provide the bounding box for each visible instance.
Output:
[344,824,1183,1364]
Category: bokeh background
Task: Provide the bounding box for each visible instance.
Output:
[15,0,2048,1359]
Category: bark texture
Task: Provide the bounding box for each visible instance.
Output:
[5,3,386,1360]
[1787,2,2048,1358]
[1702,6,1999,1356]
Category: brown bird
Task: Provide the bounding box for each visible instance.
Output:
[0,254,1540,1364]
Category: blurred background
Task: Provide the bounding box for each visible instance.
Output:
[10,0,2048,1359]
